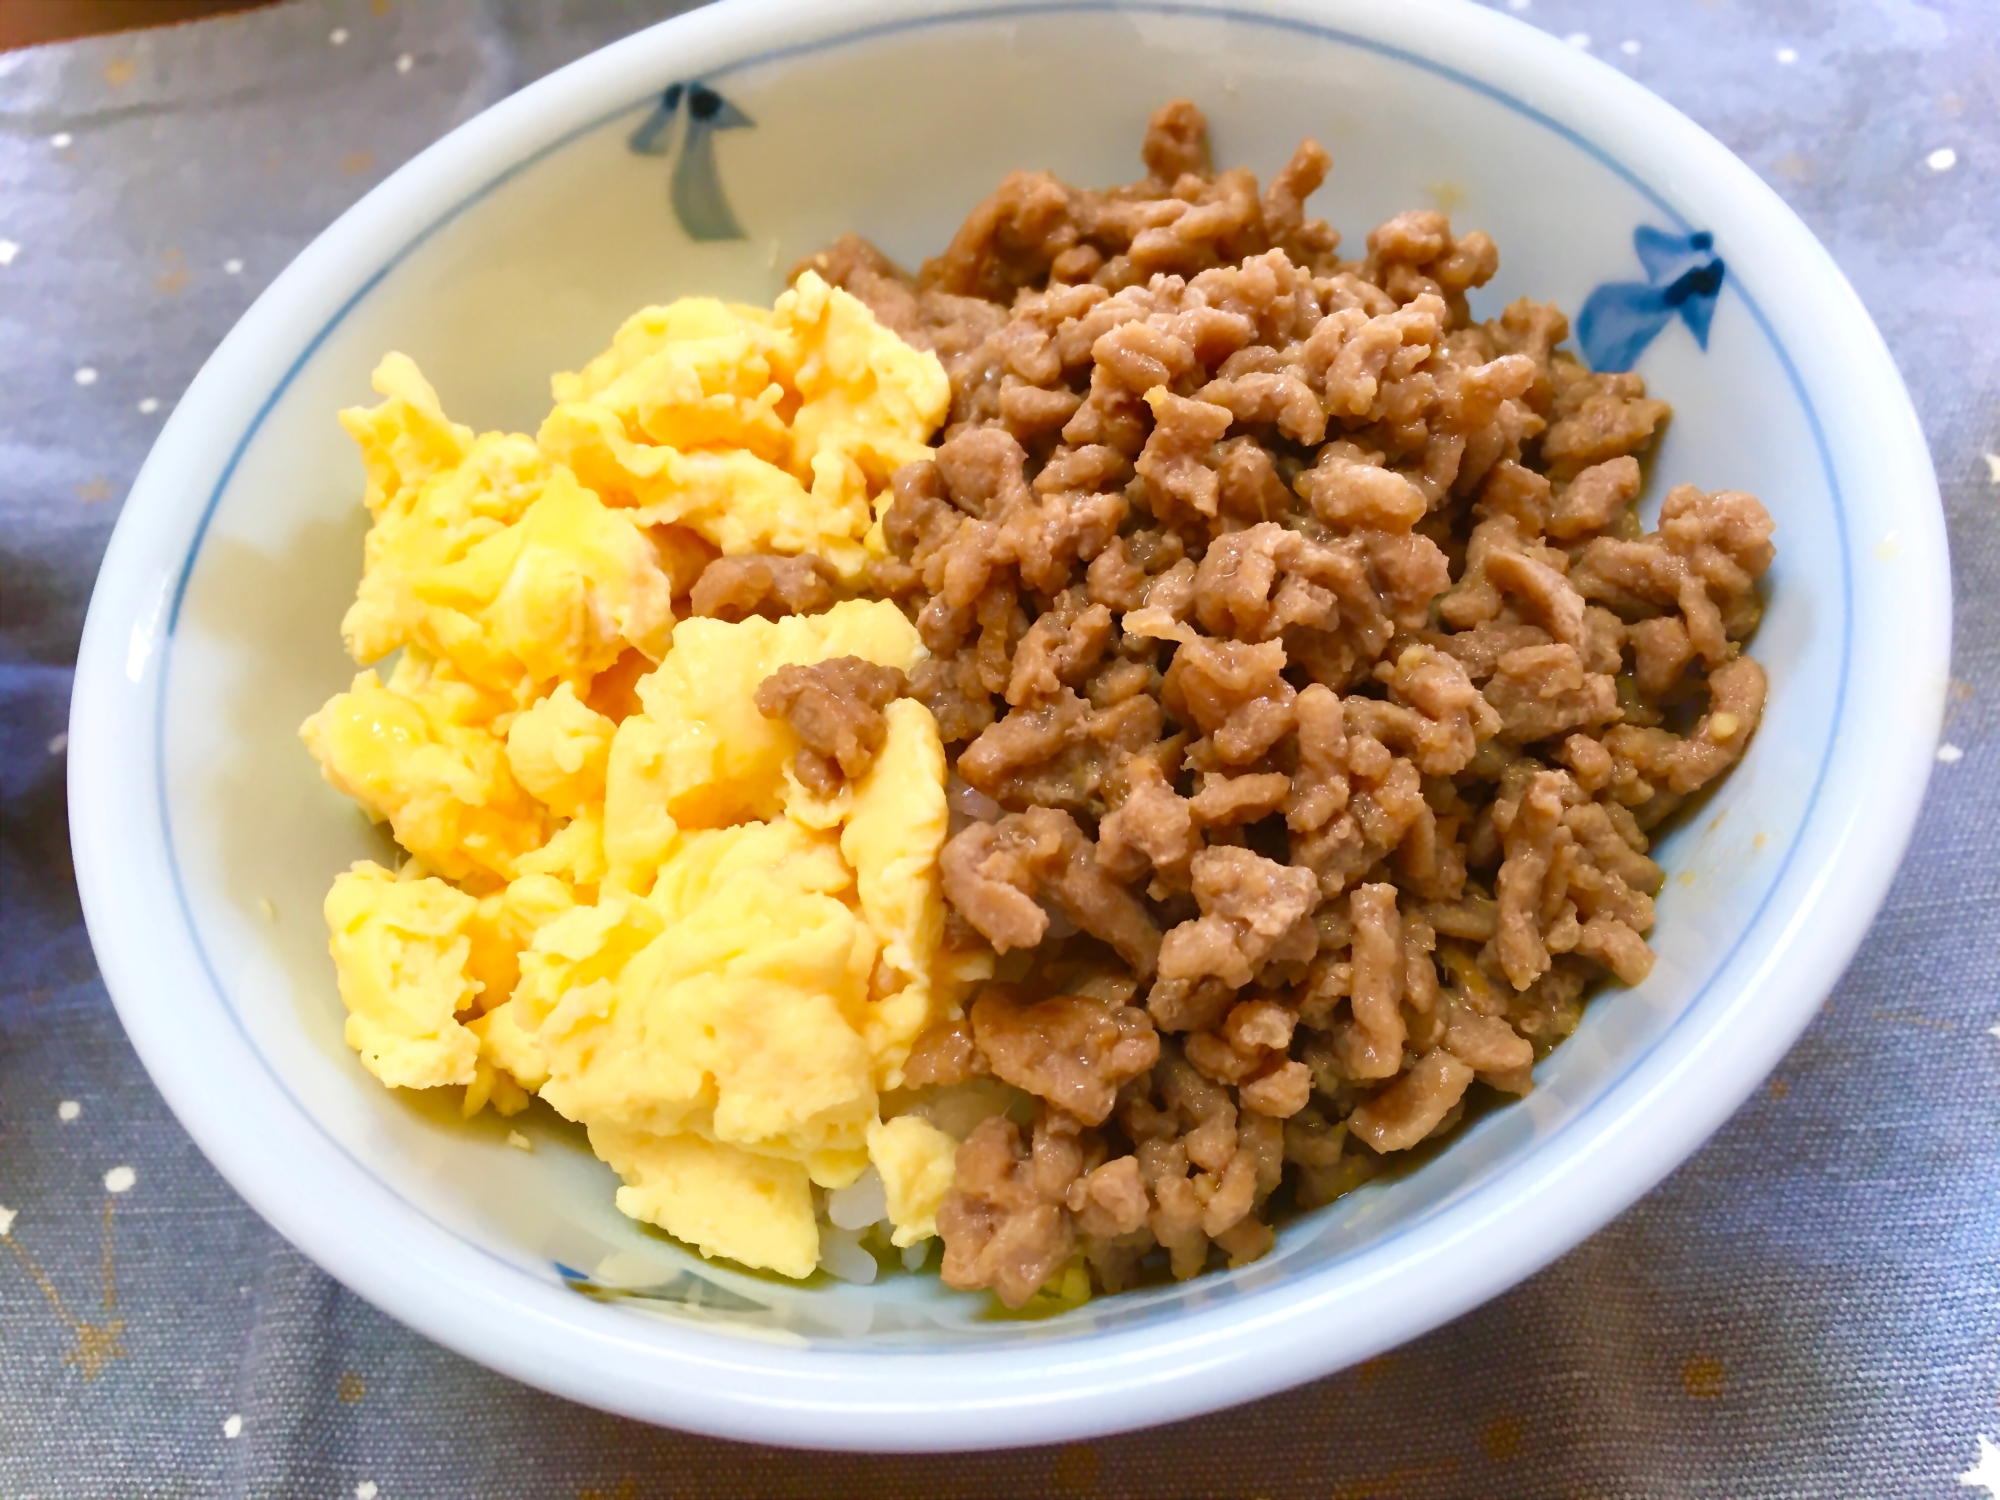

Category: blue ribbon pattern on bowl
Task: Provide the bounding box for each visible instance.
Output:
[1577,226,1726,373]
[629,81,755,242]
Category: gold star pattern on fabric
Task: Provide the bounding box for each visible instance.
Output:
[65,1318,129,1381]
[1352,1353,1397,1387]
[1053,1442,1102,1494]
[1480,1413,1525,1460]
[1,1197,129,1382]
[1680,1353,1727,1399]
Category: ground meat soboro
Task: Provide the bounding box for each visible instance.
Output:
[810,100,1774,1308]
[753,656,909,795]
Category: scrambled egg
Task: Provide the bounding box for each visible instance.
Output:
[303,279,983,1279]
[539,270,948,581]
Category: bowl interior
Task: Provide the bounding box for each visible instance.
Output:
[154,5,1843,1350]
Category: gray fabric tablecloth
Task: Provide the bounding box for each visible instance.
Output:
[3,1,1996,1494]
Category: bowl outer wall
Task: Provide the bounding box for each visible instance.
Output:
[67,0,1949,1451]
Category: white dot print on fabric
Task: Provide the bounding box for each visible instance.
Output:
[223,1414,242,1439]
[1927,147,1958,172]
[1960,1436,2000,1499]
[74,367,97,386]
[103,1166,136,1194]
[58,1100,79,1121]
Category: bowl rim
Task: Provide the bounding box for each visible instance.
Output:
[68,0,1949,1451]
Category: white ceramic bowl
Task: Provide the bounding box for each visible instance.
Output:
[70,0,1948,1451]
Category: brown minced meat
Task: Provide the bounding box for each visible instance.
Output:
[753,656,910,795]
[777,100,1774,1308]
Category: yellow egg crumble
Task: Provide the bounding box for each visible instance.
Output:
[303,273,978,1278]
